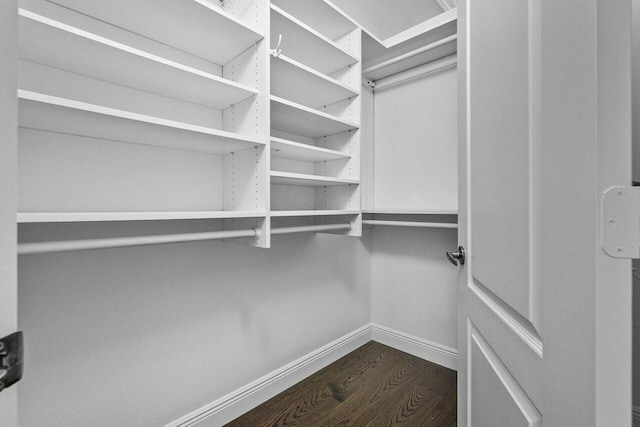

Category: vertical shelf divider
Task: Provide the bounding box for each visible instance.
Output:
[223,0,271,248]
[269,3,363,237]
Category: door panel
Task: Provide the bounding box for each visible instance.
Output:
[0,1,18,426]
[469,0,533,320]
[458,0,631,425]
[469,324,541,427]
[464,0,543,420]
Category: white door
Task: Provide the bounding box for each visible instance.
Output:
[457,0,632,426]
[0,1,18,426]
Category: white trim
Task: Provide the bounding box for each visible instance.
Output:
[166,324,458,426]
[633,405,640,420]
[371,323,458,371]
[166,325,371,427]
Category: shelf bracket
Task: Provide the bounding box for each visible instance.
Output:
[602,186,640,258]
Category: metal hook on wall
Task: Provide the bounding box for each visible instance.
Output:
[270,34,282,57]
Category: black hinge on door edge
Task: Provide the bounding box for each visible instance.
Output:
[0,332,24,392]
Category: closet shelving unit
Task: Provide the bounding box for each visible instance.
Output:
[357,7,459,231]
[17,0,272,248]
[270,5,358,75]
[269,0,363,236]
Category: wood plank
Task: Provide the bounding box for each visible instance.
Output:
[225,342,457,426]
[227,342,401,427]
[424,384,457,427]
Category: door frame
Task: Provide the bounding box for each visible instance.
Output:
[0,0,18,426]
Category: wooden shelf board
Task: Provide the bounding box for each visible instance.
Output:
[271,210,359,217]
[271,0,357,41]
[18,210,267,223]
[19,10,257,110]
[44,0,264,65]
[271,171,359,187]
[271,54,358,109]
[19,91,265,155]
[271,137,350,162]
[271,4,358,75]
[271,96,359,138]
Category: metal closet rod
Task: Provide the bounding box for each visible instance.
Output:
[363,220,457,229]
[17,223,352,255]
[363,34,458,75]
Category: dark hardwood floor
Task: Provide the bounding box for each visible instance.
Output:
[225,341,457,427]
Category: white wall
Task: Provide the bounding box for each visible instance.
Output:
[372,66,458,212]
[18,232,371,426]
[370,227,458,349]
[368,65,459,359]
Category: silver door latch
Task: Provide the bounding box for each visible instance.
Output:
[602,186,640,259]
[446,245,466,266]
[0,331,23,392]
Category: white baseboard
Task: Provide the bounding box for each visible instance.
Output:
[167,323,458,426]
[370,323,458,371]
[166,324,372,427]
[633,405,640,421]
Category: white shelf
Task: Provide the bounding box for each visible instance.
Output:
[271,0,357,41]
[18,91,265,155]
[271,5,358,75]
[19,9,258,110]
[361,10,457,81]
[271,54,357,109]
[271,210,359,217]
[363,209,458,215]
[271,137,350,162]
[45,0,264,65]
[18,211,268,223]
[271,96,359,138]
[271,171,358,187]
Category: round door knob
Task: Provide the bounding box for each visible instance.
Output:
[446,246,465,266]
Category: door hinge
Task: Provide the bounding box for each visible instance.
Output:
[602,186,640,259]
[0,331,24,392]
